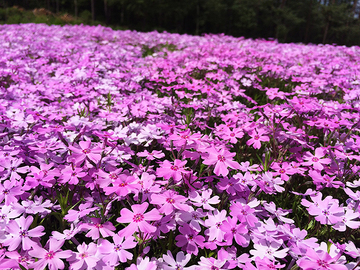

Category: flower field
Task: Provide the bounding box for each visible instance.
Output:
[1,23,360,269]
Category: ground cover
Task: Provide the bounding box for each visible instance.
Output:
[0,23,360,270]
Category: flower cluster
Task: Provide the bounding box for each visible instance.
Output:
[0,23,359,269]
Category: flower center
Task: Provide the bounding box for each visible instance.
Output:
[279,169,285,174]
[171,165,179,171]
[166,198,175,204]
[322,210,329,216]
[317,260,329,267]
[133,213,144,223]
[45,251,55,260]
[312,157,319,162]
[19,230,28,238]
[81,252,88,259]
[217,155,225,162]
[254,135,260,140]
[82,148,91,154]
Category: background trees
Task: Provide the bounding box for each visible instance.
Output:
[2,0,360,46]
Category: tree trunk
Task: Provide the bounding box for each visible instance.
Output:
[323,0,334,44]
[74,0,78,18]
[323,19,329,44]
[304,0,313,43]
[56,0,59,13]
[353,0,358,14]
[195,1,200,35]
[104,0,108,24]
[121,1,124,24]
[91,0,95,22]
[280,0,287,9]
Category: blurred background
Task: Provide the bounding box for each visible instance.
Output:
[1,0,360,46]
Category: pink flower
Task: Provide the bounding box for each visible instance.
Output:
[0,179,23,205]
[230,201,259,227]
[59,166,87,185]
[98,234,137,265]
[303,195,344,225]
[162,251,195,270]
[137,150,165,160]
[28,239,72,270]
[156,159,187,182]
[67,242,99,270]
[103,174,138,197]
[246,129,269,149]
[204,209,228,242]
[80,217,116,240]
[297,248,347,270]
[270,162,296,181]
[2,215,45,251]
[189,189,220,211]
[197,256,227,270]
[302,148,331,171]
[127,257,157,270]
[221,216,249,246]
[68,140,102,165]
[175,224,205,256]
[202,146,240,176]
[250,240,289,260]
[117,202,162,237]
[151,190,189,215]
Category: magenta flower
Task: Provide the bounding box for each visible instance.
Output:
[221,216,249,246]
[117,202,162,237]
[250,240,289,260]
[2,215,45,251]
[162,251,195,270]
[220,126,244,144]
[59,166,87,185]
[103,174,138,197]
[204,209,228,242]
[230,201,259,227]
[270,162,296,181]
[137,150,165,160]
[302,148,331,171]
[68,140,102,165]
[0,179,23,205]
[80,217,116,240]
[303,195,344,225]
[98,234,137,265]
[189,189,220,211]
[197,256,228,270]
[246,129,269,149]
[297,248,347,270]
[67,242,99,270]
[202,146,240,176]
[127,257,157,270]
[175,224,205,256]
[178,208,206,232]
[28,239,72,270]
[156,159,187,182]
[151,190,190,215]
[0,157,29,181]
